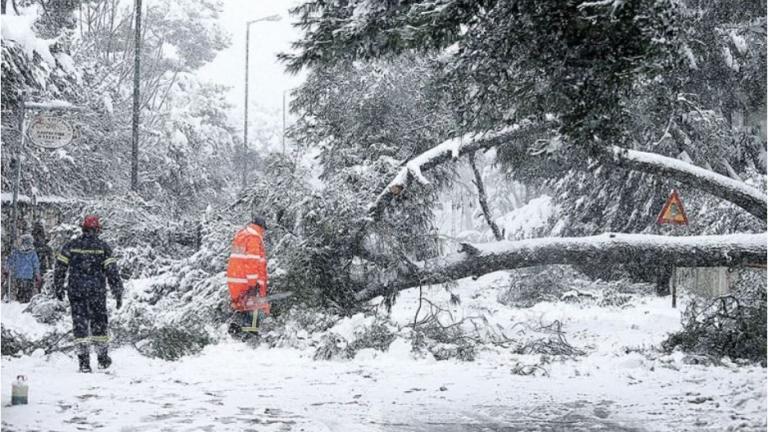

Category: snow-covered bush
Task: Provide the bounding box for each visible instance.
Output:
[24,294,67,325]
[112,287,225,361]
[498,266,584,307]
[410,320,477,361]
[499,266,653,308]
[255,306,339,353]
[597,287,634,308]
[350,321,396,352]
[312,315,396,360]
[134,325,214,361]
[1,326,28,356]
[313,334,352,360]
[663,269,767,364]
[0,322,71,357]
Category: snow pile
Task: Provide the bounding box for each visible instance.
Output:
[1,299,71,357]
[1,302,58,339]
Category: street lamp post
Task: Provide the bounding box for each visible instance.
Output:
[243,14,281,189]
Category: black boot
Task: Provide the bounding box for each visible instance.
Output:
[97,353,112,369]
[96,343,112,369]
[78,354,92,373]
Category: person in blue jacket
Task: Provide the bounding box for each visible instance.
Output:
[4,233,41,303]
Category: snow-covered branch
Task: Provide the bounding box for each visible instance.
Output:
[368,126,767,222]
[356,232,768,301]
[368,122,553,221]
[607,146,766,222]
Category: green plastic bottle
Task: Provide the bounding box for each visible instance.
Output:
[11,375,28,405]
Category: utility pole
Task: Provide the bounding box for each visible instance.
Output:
[6,97,25,302]
[243,22,251,189]
[131,0,142,191]
[10,97,25,252]
[242,14,281,189]
[282,90,286,155]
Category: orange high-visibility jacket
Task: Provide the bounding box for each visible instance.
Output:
[226,224,269,313]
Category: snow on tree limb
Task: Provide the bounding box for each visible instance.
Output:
[368,124,767,222]
[356,232,768,302]
[368,122,552,220]
[607,146,767,222]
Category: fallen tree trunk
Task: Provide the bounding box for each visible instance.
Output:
[369,125,767,222]
[355,232,768,302]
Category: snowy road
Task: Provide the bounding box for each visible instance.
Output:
[2,339,765,432]
[2,279,766,432]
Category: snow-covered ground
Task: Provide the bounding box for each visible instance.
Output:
[2,273,766,431]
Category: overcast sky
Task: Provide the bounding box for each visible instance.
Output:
[198,0,306,123]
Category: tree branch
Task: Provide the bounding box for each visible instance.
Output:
[468,151,503,241]
[355,232,768,302]
[605,146,766,221]
[368,121,553,221]
[369,124,767,222]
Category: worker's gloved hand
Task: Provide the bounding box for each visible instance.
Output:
[115,296,122,310]
[34,275,42,291]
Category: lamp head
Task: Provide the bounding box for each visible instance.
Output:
[248,14,281,24]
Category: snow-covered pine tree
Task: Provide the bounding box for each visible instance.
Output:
[283,0,766,292]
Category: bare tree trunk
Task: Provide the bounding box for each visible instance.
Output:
[355,233,767,302]
[468,151,503,241]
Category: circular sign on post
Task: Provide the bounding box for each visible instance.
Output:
[27,116,75,149]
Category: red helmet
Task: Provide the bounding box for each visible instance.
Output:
[82,215,101,231]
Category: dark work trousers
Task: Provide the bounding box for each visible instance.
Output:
[240,310,266,328]
[69,289,109,356]
[14,279,34,303]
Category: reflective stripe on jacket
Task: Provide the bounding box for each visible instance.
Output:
[54,232,123,299]
[226,224,269,313]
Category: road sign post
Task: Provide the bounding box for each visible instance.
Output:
[657,189,689,308]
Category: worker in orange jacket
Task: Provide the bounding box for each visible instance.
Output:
[226,215,269,333]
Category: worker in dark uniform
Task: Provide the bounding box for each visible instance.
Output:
[54,215,123,373]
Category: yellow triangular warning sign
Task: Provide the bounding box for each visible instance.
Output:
[657,190,688,225]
